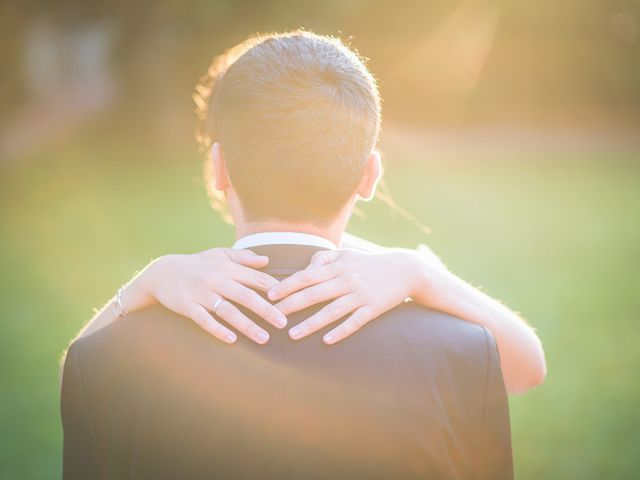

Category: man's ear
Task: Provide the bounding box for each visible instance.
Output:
[211,142,231,192]
[356,150,382,201]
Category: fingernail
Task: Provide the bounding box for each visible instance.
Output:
[324,334,334,344]
[276,313,287,328]
[268,289,277,300]
[226,332,237,343]
[256,331,269,344]
[289,326,303,339]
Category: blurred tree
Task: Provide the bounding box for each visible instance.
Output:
[1,0,638,155]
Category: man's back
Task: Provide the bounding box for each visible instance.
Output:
[61,245,512,479]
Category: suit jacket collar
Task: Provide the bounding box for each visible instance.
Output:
[246,244,329,276]
[233,231,338,250]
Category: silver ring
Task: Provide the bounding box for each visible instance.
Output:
[212,298,225,315]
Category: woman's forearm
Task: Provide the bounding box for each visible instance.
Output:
[75,269,155,340]
[413,267,547,394]
[342,232,546,394]
[60,267,155,385]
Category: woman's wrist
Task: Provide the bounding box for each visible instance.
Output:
[408,251,502,331]
[117,262,159,316]
[408,252,459,309]
[411,254,506,331]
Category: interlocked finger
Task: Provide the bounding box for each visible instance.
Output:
[219,284,287,329]
[212,297,270,345]
[288,294,362,340]
[186,303,237,344]
[323,305,377,345]
[268,264,339,301]
[275,277,349,315]
[229,263,280,292]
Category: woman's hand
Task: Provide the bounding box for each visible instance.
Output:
[267,248,436,344]
[268,242,546,394]
[127,248,287,345]
[66,248,287,385]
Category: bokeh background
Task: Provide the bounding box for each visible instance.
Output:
[1,1,639,478]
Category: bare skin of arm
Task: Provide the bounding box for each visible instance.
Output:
[60,248,285,383]
[270,232,546,394]
[62,233,546,394]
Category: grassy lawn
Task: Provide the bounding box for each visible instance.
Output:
[1,132,638,479]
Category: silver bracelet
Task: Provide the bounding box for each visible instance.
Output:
[112,286,128,317]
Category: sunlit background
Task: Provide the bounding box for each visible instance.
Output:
[1,1,639,478]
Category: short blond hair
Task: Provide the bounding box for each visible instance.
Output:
[194,30,381,225]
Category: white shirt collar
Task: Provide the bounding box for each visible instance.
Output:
[233,231,338,250]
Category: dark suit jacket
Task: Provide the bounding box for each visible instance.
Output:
[61,244,512,479]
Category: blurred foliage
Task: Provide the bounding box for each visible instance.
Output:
[1,1,639,479]
[1,0,640,130]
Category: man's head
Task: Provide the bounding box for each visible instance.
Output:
[195,30,382,233]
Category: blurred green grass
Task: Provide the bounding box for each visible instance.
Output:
[1,135,639,479]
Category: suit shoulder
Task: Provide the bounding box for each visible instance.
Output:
[387,301,488,340]
[380,302,493,359]
[67,306,198,370]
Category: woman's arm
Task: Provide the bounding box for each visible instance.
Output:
[60,248,286,386]
[72,248,287,345]
[67,236,546,394]
[350,233,546,394]
[409,251,546,395]
[268,232,546,395]
[74,271,153,340]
